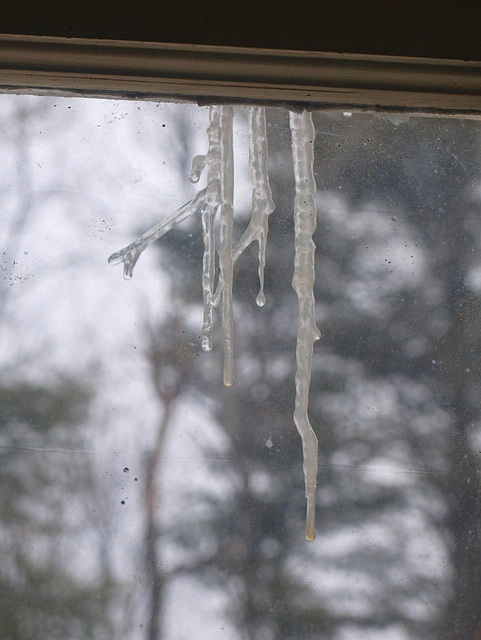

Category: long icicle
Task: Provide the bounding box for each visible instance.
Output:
[190,107,222,353]
[212,106,275,308]
[218,106,235,387]
[290,110,320,542]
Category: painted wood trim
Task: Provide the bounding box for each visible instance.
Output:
[1,35,481,113]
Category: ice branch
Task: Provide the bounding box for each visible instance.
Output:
[108,187,212,279]
[109,106,235,386]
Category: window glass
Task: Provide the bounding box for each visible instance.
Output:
[1,95,481,640]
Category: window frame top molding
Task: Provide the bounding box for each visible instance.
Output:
[1,34,481,114]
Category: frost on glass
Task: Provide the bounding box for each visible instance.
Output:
[109,105,320,540]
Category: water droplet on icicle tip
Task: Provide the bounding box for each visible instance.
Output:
[108,249,135,279]
[256,291,266,307]
[123,261,134,280]
[202,335,212,352]
[189,154,207,183]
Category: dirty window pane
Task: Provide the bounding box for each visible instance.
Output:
[1,95,481,640]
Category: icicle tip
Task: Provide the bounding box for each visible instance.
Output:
[123,264,133,280]
[223,370,234,387]
[202,336,213,352]
[108,249,137,280]
[305,496,316,541]
[256,291,266,307]
[108,251,123,266]
[189,154,207,183]
[305,526,316,542]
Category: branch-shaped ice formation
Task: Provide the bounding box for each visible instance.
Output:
[218,106,235,387]
[212,106,275,308]
[108,187,212,279]
[109,108,223,285]
[109,106,237,386]
[290,110,320,542]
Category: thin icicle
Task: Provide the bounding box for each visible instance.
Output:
[218,106,235,387]
[242,106,275,306]
[290,110,320,542]
[212,107,275,308]
[108,187,211,279]
[193,107,222,353]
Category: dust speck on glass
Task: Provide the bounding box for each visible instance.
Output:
[2,94,481,640]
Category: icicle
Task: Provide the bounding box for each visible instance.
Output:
[247,107,275,306]
[109,108,225,352]
[290,110,320,542]
[218,106,235,387]
[212,107,275,308]
[110,105,323,541]
[194,107,222,353]
[109,106,235,386]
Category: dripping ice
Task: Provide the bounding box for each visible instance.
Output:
[290,111,320,542]
[109,106,319,540]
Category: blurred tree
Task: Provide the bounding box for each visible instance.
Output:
[140,108,481,640]
[311,112,481,639]
[0,379,117,640]
[0,96,123,640]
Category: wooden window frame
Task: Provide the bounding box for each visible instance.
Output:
[0,34,481,115]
